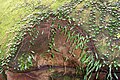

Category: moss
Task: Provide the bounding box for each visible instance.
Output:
[0,0,120,79]
[50,0,71,10]
[0,0,71,58]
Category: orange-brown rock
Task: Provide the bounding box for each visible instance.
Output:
[6,67,78,80]
[0,74,3,80]
[6,16,95,80]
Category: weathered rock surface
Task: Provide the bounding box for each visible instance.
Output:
[5,16,96,80]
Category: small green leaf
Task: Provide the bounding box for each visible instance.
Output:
[96,72,99,79]
[113,73,118,80]
[81,54,87,63]
[83,56,91,63]
[51,53,54,58]
[54,48,59,52]
[72,18,75,21]
[117,64,120,67]
[0,50,1,54]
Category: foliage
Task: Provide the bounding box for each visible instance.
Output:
[0,0,120,80]
[18,53,34,71]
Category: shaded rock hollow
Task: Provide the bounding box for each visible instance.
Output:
[6,15,96,80]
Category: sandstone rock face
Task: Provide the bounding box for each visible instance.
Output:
[6,67,78,80]
[5,17,88,80]
[5,13,98,80]
[0,74,3,80]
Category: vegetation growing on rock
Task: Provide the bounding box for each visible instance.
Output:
[0,0,120,80]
